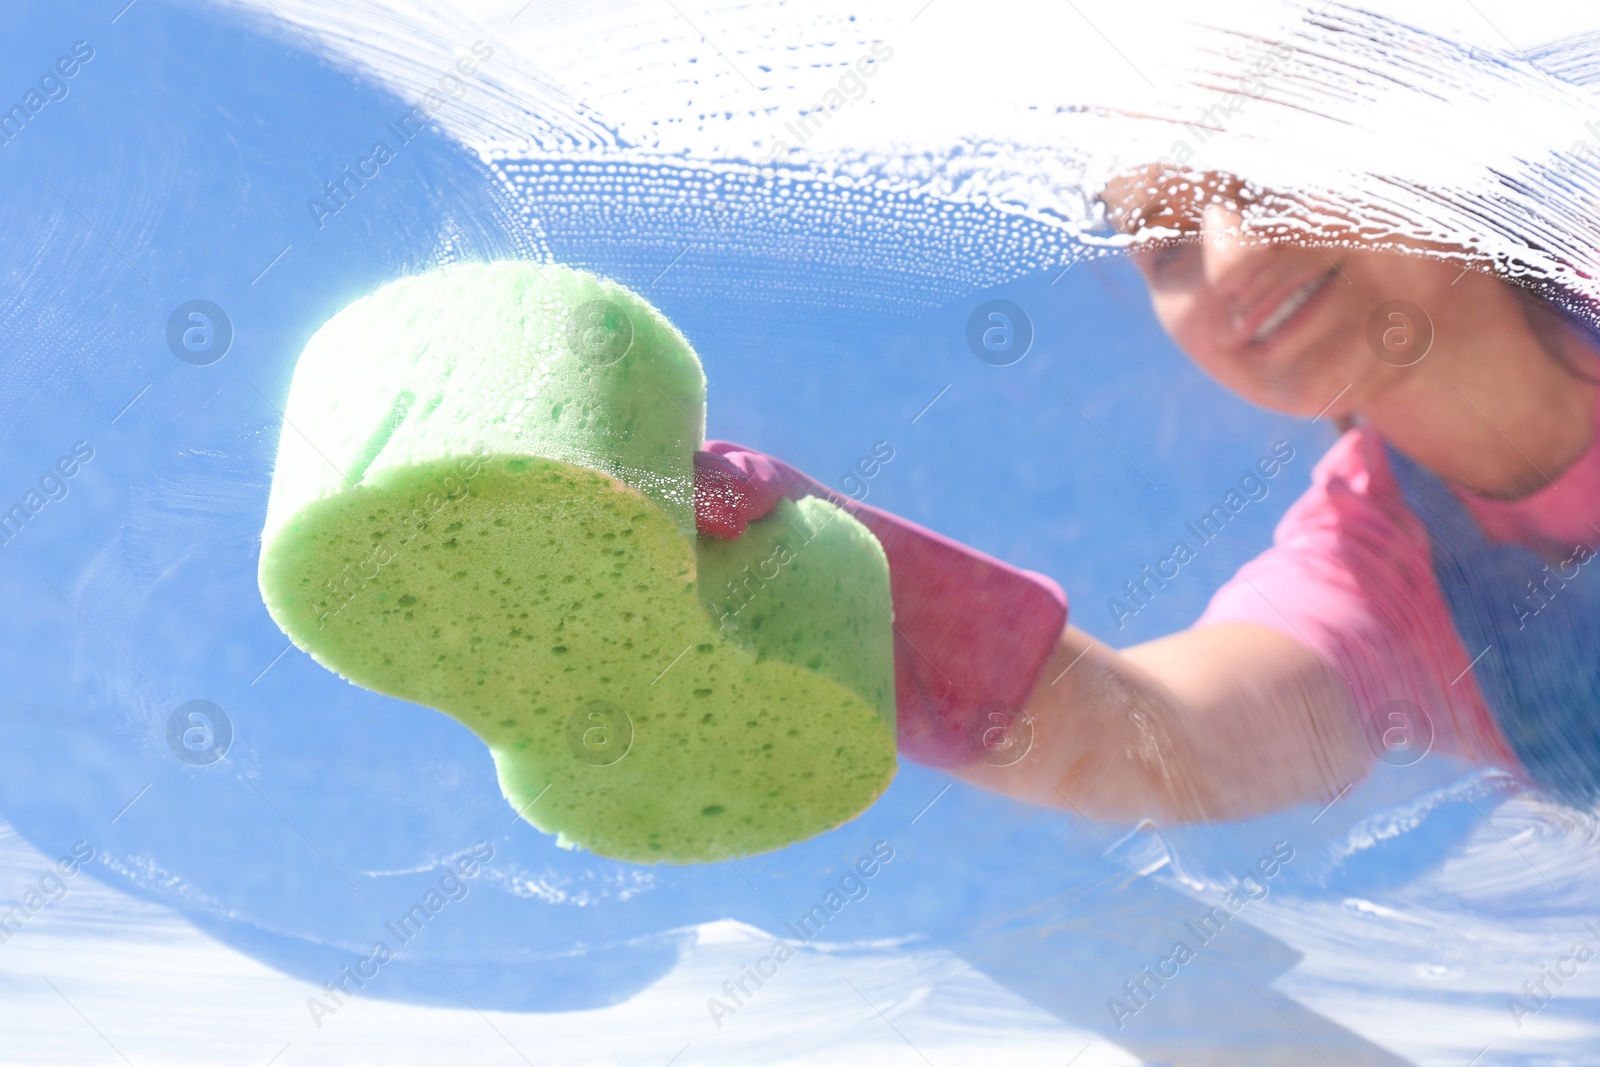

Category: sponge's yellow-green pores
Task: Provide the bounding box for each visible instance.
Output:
[257,262,897,864]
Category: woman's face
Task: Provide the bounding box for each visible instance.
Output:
[1110,176,1503,419]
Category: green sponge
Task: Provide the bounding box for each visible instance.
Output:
[257,262,897,863]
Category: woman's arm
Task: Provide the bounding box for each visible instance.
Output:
[692,440,1383,821]
[953,622,1373,823]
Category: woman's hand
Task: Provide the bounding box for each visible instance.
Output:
[693,441,1069,769]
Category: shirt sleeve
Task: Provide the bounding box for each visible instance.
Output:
[1195,430,1511,765]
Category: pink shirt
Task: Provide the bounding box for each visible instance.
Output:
[1196,416,1600,766]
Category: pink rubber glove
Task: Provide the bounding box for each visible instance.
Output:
[694,441,1069,770]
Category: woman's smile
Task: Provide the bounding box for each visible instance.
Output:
[1236,263,1344,351]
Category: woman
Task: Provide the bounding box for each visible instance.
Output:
[694,170,1600,823]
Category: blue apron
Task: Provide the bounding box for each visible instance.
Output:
[1386,443,1600,806]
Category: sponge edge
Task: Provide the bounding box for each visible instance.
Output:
[257,262,898,864]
